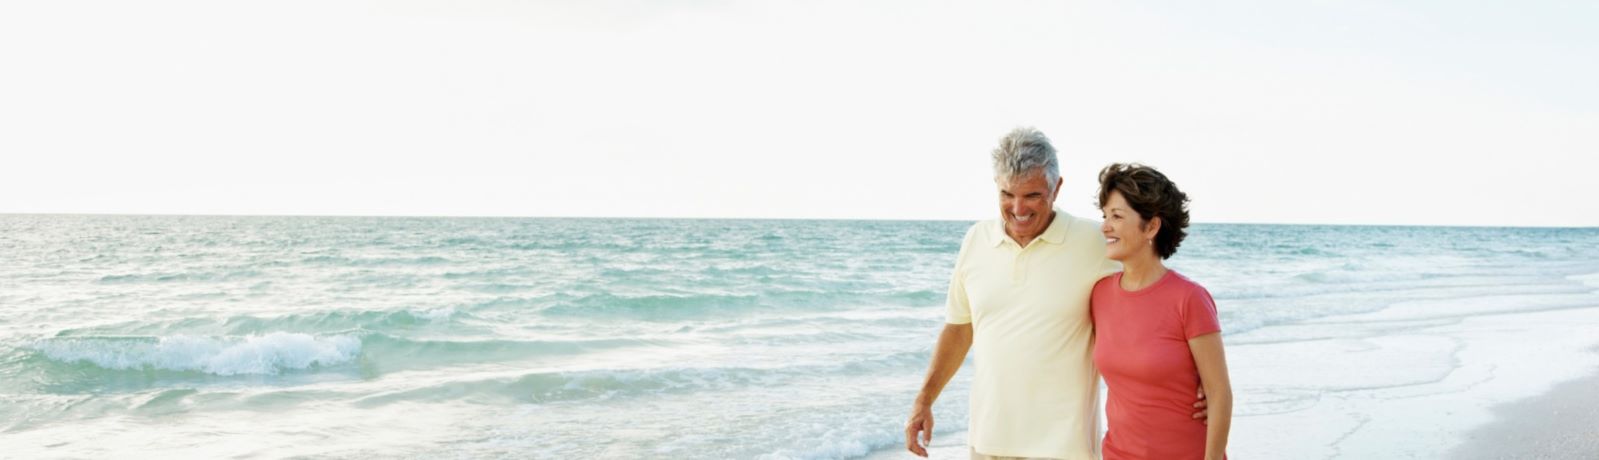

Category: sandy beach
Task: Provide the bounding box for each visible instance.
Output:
[1448,353,1599,460]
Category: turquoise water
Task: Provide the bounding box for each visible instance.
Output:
[3,215,1598,458]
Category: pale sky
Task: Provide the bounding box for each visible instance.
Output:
[2,1,1595,226]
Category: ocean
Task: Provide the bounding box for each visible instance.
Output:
[3,215,1598,458]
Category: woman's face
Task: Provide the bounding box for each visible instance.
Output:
[1100,190,1159,261]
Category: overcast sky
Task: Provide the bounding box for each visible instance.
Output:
[2,1,1595,226]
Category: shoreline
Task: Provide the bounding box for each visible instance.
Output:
[1447,348,1599,459]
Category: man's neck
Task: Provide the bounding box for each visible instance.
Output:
[1007,210,1056,248]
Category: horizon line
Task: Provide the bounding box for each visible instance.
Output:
[2,212,1594,230]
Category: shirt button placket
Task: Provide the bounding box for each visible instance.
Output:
[1012,247,1027,284]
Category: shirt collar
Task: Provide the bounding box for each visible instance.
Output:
[990,208,1071,248]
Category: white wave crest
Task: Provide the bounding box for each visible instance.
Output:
[32,332,362,375]
[414,306,456,322]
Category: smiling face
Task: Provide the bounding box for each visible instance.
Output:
[1100,190,1161,261]
[997,170,1061,245]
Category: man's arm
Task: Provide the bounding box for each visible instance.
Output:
[904,323,973,458]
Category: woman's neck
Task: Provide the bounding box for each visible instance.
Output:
[1119,254,1168,291]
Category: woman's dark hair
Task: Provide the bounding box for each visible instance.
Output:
[1096,163,1190,259]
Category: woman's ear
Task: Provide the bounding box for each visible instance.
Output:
[1143,216,1162,241]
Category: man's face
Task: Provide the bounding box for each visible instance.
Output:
[996,171,1061,242]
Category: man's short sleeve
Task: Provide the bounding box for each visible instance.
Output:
[944,225,977,325]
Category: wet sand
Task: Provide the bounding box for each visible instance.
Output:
[1448,355,1599,460]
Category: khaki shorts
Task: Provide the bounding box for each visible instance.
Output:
[969,448,1058,460]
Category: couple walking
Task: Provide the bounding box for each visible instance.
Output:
[905,128,1233,460]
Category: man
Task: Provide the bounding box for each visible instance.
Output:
[904,128,1203,459]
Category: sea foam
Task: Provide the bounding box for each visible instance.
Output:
[30,332,361,375]
[1572,272,1599,293]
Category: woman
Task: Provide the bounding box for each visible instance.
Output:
[1090,163,1232,460]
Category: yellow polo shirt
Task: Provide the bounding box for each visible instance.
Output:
[946,210,1119,460]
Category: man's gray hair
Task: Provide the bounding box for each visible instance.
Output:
[992,127,1060,189]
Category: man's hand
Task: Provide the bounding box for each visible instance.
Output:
[1191,384,1209,423]
[905,404,934,457]
[906,323,969,457]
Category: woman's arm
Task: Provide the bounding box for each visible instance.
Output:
[1189,332,1232,460]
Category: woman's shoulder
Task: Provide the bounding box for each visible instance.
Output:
[1092,272,1121,291]
[1165,271,1216,303]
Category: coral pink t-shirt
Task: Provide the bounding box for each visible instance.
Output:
[1090,270,1222,460]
